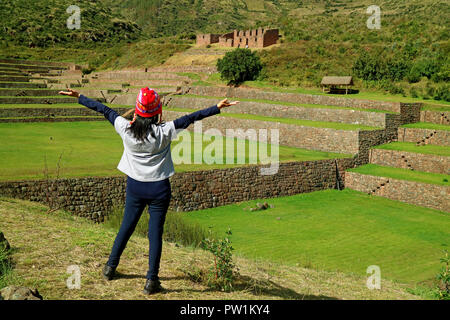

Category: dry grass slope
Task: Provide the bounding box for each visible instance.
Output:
[0,198,420,300]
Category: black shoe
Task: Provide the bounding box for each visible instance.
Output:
[102,264,116,281]
[143,279,163,294]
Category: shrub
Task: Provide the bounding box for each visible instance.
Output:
[201,232,236,291]
[433,84,450,102]
[217,48,262,86]
[435,250,449,300]
[406,65,422,83]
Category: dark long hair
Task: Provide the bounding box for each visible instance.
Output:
[126,114,162,142]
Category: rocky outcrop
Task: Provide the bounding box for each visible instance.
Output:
[0,286,43,300]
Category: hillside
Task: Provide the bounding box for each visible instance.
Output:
[0,0,141,48]
[0,0,448,99]
[0,197,421,300]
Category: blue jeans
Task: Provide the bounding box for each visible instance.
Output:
[106,191,171,281]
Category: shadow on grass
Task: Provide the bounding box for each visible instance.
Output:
[113,271,146,280]
[158,272,339,300]
[232,274,339,300]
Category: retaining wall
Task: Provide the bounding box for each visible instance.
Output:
[165,96,390,127]
[182,86,408,113]
[0,159,356,222]
[420,110,450,125]
[345,172,449,212]
[87,71,191,81]
[0,108,387,158]
[397,127,450,146]
[369,149,449,174]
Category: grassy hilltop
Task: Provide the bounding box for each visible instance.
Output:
[0,0,448,101]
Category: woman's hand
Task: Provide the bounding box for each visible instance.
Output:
[217,98,239,109]
[58,89,80,98]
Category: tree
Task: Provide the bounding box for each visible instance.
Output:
[217,48,262,86]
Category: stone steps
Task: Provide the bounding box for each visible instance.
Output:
[369,147,449,175]
[398,126,449,147]
[345,167,449,212]
[346,129,449,211]
[420,110,450,125]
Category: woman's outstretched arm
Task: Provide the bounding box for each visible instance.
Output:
[173,98,239,130]
[59,89,119,126]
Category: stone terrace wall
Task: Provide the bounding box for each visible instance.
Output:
[183,86,403,113]
[0,58,74,69]
[87,71,190,81]
[163,110,362,155]
[0,107,130,118]
[398,127,450,146]
[0,108,387,156]
[345,172,449,212]
[370,149,449,175]
[399,103,421,124]
[165,96,390,128]
[0,159,356,222]
[358,130,395,165]
[420,110,450,125]
[0,117,105,123]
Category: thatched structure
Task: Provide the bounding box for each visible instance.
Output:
[321,76,354,94]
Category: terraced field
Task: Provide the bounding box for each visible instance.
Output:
[0,121,348,181]
[182,189,450,284]
[0,58,447,213]
[0,58,448,300]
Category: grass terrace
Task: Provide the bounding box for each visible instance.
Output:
[0,121,351,181]
[374,142,450,157]
[348,164,449,186]
[401,123,450,131]
[422,104,450,112]
[182,189,449,284]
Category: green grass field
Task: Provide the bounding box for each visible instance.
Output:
[402,123,450,132]
[348,164,449,186]
[374,142,450,157]
[0,121,350,181]
[182,189,450,284]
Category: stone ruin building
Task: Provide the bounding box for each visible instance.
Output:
[196,28,279,48]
